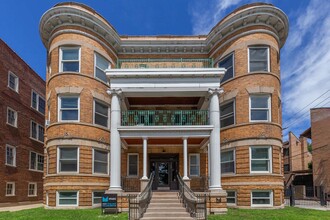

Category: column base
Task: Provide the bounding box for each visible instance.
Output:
[183,178,191,188]
[208,189,227,215]
[140,178,149,192]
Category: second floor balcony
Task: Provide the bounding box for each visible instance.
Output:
[122,110,209,126]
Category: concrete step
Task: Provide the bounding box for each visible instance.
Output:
[144,212,191,218]
[141,217,193,220]
[146,207,186,212]
[148,202,183,208]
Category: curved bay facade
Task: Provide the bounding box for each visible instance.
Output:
[40,2,288,210]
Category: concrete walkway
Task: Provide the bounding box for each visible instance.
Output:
[0,203,43,212]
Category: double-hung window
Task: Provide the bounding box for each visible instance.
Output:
[57,191,79,206]
[95,53,110,83]
[220,100,235,127]
[249,47,269,72]
[227,191,236,205]
[219,53,234,83]
[30,151,44,171]
[250,146,272,173]
[58,96,79,121]
[6,182,15,196]
[93,149,108,174]
[250,94,271,122]
[7,107,17,127]
[189,154,200,176]
[6,145,16,166]
[221,150,235,174]
[94,100,109,128]
[58,147,79,173]
[128,154,138,176]
[8,71,19,92]
[93,191,103,205]
[31,91,45,114]
[60,47,80,72]
[30,121,44,142]
[28,183,37,196]
[251,191,273,206]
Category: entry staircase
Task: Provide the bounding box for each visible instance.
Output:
[141,192,193,220]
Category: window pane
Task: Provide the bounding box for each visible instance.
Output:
[190,155,197,164]
[38,125,44,142]
[61,97,78,108]
[250,61,268,72]
[222,151,234,162]
[95,114,108,127]
[227,198,236,203]
[62,110,78,120]
[253,191,270,197]
[251,96,268,108]
[221,102,234,116]
[227,191,235,197]
[190,166,199,176]
[250,48,267,60]
[6,147,14,165]
[62,49,79,60]
[96,54,109,70]
[30,152,36,169]
[251,160,269,171]
[128,155,138,176]
[37,155,44,171]
[39,98,45,114]
[95,68,107,83]
[95,102,108,116]
[63,62,79,72]
[93,192,103,204]
[32,92,37,109]
[94,150,107,162]
[253,198,270,204]
[252,148,269,159]
[60,148,77,159]
[221,161,235,173]
[94,162,107,173]
[31,122,37,139]
[219,55,234,83]
[251,110,268,121]
[60,160,77,172]
[221,116,234,127]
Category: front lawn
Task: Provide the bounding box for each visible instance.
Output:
[0,207,329,220]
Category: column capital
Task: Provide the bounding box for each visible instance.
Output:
[208,88,224,96]
[106,88,122,96]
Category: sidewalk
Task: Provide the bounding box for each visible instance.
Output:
[0,203,43,212]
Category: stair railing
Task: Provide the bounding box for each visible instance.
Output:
[177,174,207,220]
[128,173,155,220]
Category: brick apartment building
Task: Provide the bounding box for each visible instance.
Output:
[0,39,45,205]
[39,2,289,211]
[301,108,330,196]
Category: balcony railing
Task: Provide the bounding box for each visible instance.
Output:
[116,58,213,69]
[122,110,209,126]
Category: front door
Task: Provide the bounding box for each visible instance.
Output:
[150,154,179,190]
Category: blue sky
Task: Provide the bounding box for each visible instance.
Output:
[1,0,329,139]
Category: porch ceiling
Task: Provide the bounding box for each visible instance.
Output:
[123,137,205,145]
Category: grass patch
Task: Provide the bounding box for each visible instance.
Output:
[209,207,330,220]
[0,207,329,220]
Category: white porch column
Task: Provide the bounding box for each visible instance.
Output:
[208,88,223,191]
[183,137,189,180]
[142,137,148,180]
[107,89,122,191]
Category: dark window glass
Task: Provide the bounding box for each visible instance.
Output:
[219,54,234,83]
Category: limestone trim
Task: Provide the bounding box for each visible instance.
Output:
[91,91,111,104]
[220,121,282,131]
[44,182,109,187]
[246,86,274,94]
[220,89,238,103]
[47,91,52,103]
[48,72,110,87]
[46,121,110,132]
[55,86,83,94]
[223,173,282,178]
[46,138,109,150]
[221,138,282,150]
[220,72,280,87]
[222,182,283,186]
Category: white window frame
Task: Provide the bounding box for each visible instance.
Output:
[221,149,236,174]
[249,94,271,122]
[30,120,44,143]
[7,107,18,127]
[94,52,110,83]
[92,191,104,206]
[93,99,110,128]
[57,147,79,174]
[127,153,139,177]
[58,95,80,122]
[28,182,37,197]
[6,182,15,196]
[219,52,235,83]
[92,149,109,175]
[226,190,237,206]
[56,191,79,207]
[59,46,81,73]
[248,46,270,73]
[5,144,16,167]
[249,146,272,174]
[8,71,19,93]
[189,153,200,177]
[220,99,236,128]
[29,151,44,172]
[251,190,273,207]
[31,90,45,115]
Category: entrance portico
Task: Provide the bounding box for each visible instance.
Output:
[106,68,225,193]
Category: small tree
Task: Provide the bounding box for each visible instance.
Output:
[308,162,312,170]
[308,143,312,153]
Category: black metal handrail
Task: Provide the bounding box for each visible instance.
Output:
[128,173,155,220]
[177,174,207,220]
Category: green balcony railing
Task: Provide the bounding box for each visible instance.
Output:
[116,58,214,69]
[122,110,209,126]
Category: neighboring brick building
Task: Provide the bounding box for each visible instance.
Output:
[0,39,45,205]
[39,2,289,211]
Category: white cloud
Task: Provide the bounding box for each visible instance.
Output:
[282,0,330,132]
[190,0,244,35]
